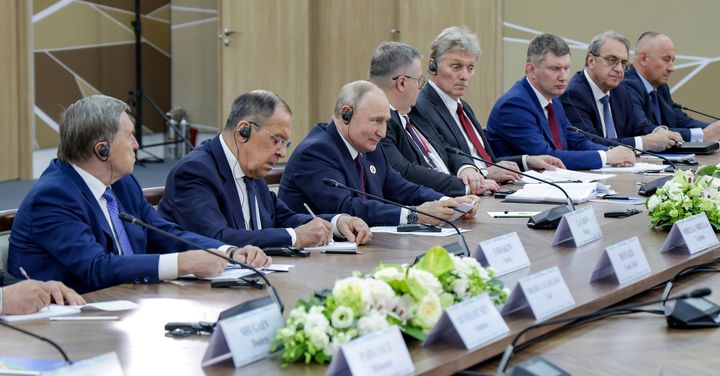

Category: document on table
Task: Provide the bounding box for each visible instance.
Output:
[640,153,695,162]
[521,168,614,184]
[505,183,599,205]
[181,264,295,281]
[0,300,140,322]
[370,226,469,237]
[592,162,666,173]
[304,241,358,253]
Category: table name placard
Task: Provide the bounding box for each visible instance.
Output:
[501,266,575,320]
[475,232,531,276]
[660,212,719,255]
[44,352,122,376]
[326,326,413,376]
[551,206,602,247]
[590,236,651,285]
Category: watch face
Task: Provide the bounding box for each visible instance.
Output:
[407,212,418,224]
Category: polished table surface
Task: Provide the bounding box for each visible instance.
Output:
[2,157,719,375]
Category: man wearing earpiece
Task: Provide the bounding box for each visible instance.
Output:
[279,81,479,227]
[8,95,270,293]
[158,90,372,248]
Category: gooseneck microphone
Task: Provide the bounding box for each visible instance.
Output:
[445,147,575,230]
[118,213,284,313]
[322,178,470,256]
[497,287,712,375]
[565,125,677,171]
[0,320,72,364]
[673,103,720,121]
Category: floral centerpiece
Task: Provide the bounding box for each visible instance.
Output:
[646,165,720,230]
[271,246,510,366]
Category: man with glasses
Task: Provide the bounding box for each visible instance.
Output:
[560,30,682,151]
[158,90,372,249]
[486,34,636,170]
[412,27,564,184]
[621,32,720,142]
[370,41,492,196]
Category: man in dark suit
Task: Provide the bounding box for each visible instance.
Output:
[158,90,371,248]
[279,81,478,227]
[369,41,494,197]
[620,32,720,142]
[412,26,564,183]
[561,30,681,151]
[1,269,84,315]
[486,34,636,170]
[8,95,270,293]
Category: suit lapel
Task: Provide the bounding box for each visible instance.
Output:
[393,110,426,165]
[579,73,605,136]
[520,79,558,148]
[209,137,246,229]
[327,122,364,190]
[460,99,496,160]
[426,86,469,153]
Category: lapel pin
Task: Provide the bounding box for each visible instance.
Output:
[369,165,377,174]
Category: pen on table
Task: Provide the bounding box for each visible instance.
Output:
[50,316,120,321]
[603,196,630,200]
[19,267,31,280]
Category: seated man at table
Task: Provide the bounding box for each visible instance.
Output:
[486,33,636,170]
[158,90,372,248]
[1,268,85,315]
[560,30,682,151]
[8,95,270,294]
[279,80,478,227]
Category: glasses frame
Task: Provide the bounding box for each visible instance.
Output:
[593,54,630,71]
[247,121,292,150]
[392,74,427,89]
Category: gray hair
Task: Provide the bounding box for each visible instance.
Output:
[368,42,421,88]
[527,33,570,64]
[57,95,130,163]
[430,26,482,63]
[334,80,381,118]
[586,30,629,66]
[223,90,291,131]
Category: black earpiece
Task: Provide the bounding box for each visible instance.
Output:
[96,142,110,161]
[341,109,353,124]
[238,126,252,140]
[429,58,437,74]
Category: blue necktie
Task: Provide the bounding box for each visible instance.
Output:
[243,177,259,230]
[649,90,662,124]
[600,95,617,139]
[102,188,134,255]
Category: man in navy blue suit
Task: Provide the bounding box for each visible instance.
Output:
[279,81,479,227]
[620,32,720,142]
[560,30,681,151]
[1,268,84,315]
[8,95,270,293]
[486,33,636,170]
[158,90,371,248]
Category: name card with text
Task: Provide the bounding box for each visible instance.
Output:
[501,266,575,320]
[551,206,602,247]
[660,212,719,255]
[590,236,651,285]
[326,326,413,376]
[475,232,531,276]
[423,294,509,350]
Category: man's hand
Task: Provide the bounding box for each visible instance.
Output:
[455,195,480,218]
[295,218,333,247]
[178,250,228,278]
[229,245,272,269]
[526,155,565,171]
[606,147,636,167]
[43,281,86,307]
[336,215,372,244]
[458,168,484,195]
[416,199,460,225]
[486,161,522,182]
[642,129,683,151]
[702,121,720,142]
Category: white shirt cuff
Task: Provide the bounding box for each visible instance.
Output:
[634,136,643,150]
[330,214,345,238]
[691,128,704,142]
[159,253,180,281]
[287,228,297,245]
[0,287,4,314]
[521,155,529,171]
[399,208,409,225]
[598,150,607,166]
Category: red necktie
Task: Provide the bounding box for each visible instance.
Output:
[456,103,492,162]
[545,103,563,150]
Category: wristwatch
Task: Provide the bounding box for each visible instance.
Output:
[407,206,418,224]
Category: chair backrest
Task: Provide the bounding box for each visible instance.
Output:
[265,164,285,186]
[0,209,17,271]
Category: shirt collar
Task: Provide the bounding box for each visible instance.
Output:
[526,77,552,109]
[390,105,407,127]
[583,68,608,101]
[72,164,108,200]
[219,134,247,181]
[636,70,655,94]
[429,79,461,113]
[336,123,360,160]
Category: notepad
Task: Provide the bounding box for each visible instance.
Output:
[505,183,599,205]
[0,300,140,322]
[304,241,358,253]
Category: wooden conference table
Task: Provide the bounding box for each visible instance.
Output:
[1,157,719,375]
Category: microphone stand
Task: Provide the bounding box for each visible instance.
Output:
[322,178,470,257]
[674,103,720,121]
[118,213,284,313]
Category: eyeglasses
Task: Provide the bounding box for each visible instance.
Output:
[248,121,292,150]
[392,74,427,89]
[594,54,629,70]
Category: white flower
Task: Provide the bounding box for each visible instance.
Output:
[333,276,370,308]
[365,278,396,312]
[373,266,405,282]
[392,294,415,320]
[323,330,354,357]
[648,194,661,211]
[452,255,472,276]
[308,326,329,350]
[408,268,442,295]
[330,305,354,329]
[304,310,329,333]
[416,293,442,329]
[277,326,296,339]
[288,306,307,323]
[451,278,469,299]
[357,310,389,336]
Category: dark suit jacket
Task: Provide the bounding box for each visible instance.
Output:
[278,121,443,226]
[381,109,471,196]
[486,78,607,170]
[621,66,707,141]
[411,84,524,168]
[8,160,223,293]
[0,269,18,287]
[158,136,332,248]
[560,71,655,147]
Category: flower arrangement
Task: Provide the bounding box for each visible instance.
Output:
[647,166,720,230]
[271,246,510,366]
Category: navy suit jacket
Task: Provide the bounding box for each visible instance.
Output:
[0,269,18,287]
[278,121,443,226]
[8,160,223,293]
[381,109,470,197]
[158,136,332,248]
[560,71,655,148]
[411,84,524,168]
[621,66,707,141]
[486,78,607,170]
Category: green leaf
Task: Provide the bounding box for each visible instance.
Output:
[400,325,427,341]
[415,246,454,277]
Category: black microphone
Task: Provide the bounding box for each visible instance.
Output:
[673,103,720,121]
[445,147,574,230]
[322,178,470,256]
[118,213,284,313]
[498,287,712,375]
[566,125,677,171]
[0,320,72,364]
